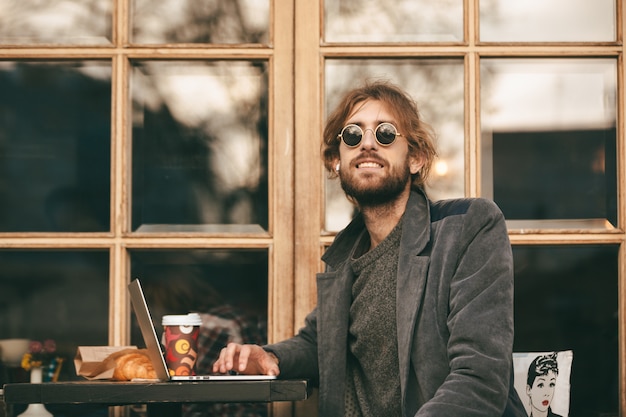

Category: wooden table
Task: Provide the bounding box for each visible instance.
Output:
[1,379,311,417]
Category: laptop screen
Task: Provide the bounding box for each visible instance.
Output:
[128,278,171,381]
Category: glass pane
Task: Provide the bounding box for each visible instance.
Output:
[513,245,618,417]
[0,61,111,232]
[0,0,112,45]
[130,249,269,416]
[0,250,109,382]
[324,0,463,43]
[480,0,616,42]
[131,61,268,232]
[131,0,269,44]
[481,59,617,228]
[324,59,464,232]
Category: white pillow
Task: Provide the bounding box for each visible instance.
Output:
[513,350,573,417]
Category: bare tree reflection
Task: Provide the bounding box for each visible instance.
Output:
[132,0,269,44]
[0,0,269,45]
[0,0,111,45]
[131,61,269,229]
[326,0,463,42]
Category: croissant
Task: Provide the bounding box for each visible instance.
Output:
[112,350,157,380]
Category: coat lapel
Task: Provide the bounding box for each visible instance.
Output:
[396,191,432,408]
[316,264,352,416]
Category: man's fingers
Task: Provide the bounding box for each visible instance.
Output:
[212,343,280,376]
[226,342,245,372]
[212,347,227,373]
[213,343,240,373]
[236,344,252,372]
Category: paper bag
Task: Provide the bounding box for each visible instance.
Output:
[74,346,137,380]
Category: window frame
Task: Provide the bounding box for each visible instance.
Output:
[0,0,624,416]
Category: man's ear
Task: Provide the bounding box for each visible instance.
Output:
[409,155,424,175]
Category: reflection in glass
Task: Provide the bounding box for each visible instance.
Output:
[481,59,617,228]
[0,61,111,232]
[480,0,616,42]
[130,249,268,330]
[0,250,109,381]
[324,0,463,43]
[130,249,269,415]
[131,61,269,231]
[513,245,618,416]
[132,0,269,44]
[324,59,464,232]
[0,0,112,45]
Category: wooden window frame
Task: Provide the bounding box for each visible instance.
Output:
[294,1,626,416]
[0,3,295,415]
[1,0,625,415]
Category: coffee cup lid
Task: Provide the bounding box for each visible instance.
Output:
[162,313,202,326]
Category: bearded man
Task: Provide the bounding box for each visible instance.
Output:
[213,81,526,417]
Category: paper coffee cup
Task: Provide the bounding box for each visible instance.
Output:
[162,313,202,376]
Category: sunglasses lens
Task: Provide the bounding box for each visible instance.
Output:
[341,125,363,147]
[376,123,397,145]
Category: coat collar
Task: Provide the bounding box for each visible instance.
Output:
[322,188,432,269]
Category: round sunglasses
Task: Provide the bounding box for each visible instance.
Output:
[337,122,402,147]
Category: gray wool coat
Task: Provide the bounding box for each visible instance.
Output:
[265,189,526,417]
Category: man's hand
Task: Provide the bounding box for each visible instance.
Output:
[212,343,280,376]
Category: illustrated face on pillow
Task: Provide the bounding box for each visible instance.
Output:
[513,350,572,417]
[527,368,557,413]
[526,352,559,415]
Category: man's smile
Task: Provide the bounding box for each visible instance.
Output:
[356,161,383,169]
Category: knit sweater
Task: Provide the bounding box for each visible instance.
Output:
[344,219,403,417]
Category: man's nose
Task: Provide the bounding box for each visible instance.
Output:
[360,128,378,149]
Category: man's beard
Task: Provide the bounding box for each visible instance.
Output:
[339,159,411,207]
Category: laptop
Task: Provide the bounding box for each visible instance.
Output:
[128,278,276,381]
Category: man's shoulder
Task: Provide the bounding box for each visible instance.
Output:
[429,197,501,222]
